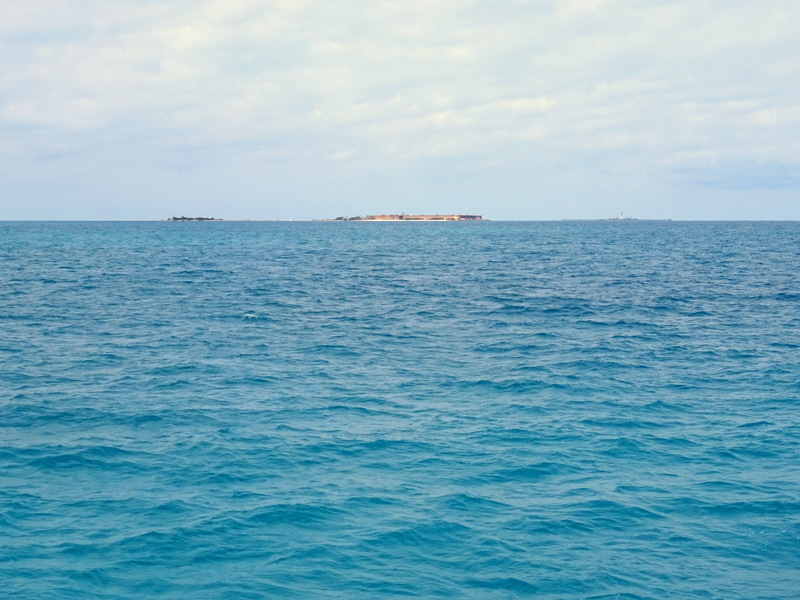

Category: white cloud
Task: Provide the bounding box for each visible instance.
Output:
[1,0,799,218]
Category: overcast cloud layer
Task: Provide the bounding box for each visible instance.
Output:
[2,0,799,219]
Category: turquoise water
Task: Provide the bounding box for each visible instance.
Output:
[2,221,799,598]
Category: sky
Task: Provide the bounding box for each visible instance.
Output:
[1,0,799,220]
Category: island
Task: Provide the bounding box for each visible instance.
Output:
[323,214,484,221]
[164,216,224,221]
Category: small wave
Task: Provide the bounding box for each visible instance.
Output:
[248,503,347,527]
[440,493,511,512]
[368,520,474,549]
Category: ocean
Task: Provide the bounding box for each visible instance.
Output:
[1,220,799,598]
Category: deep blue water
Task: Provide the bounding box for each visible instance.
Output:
[1,220,799,599]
